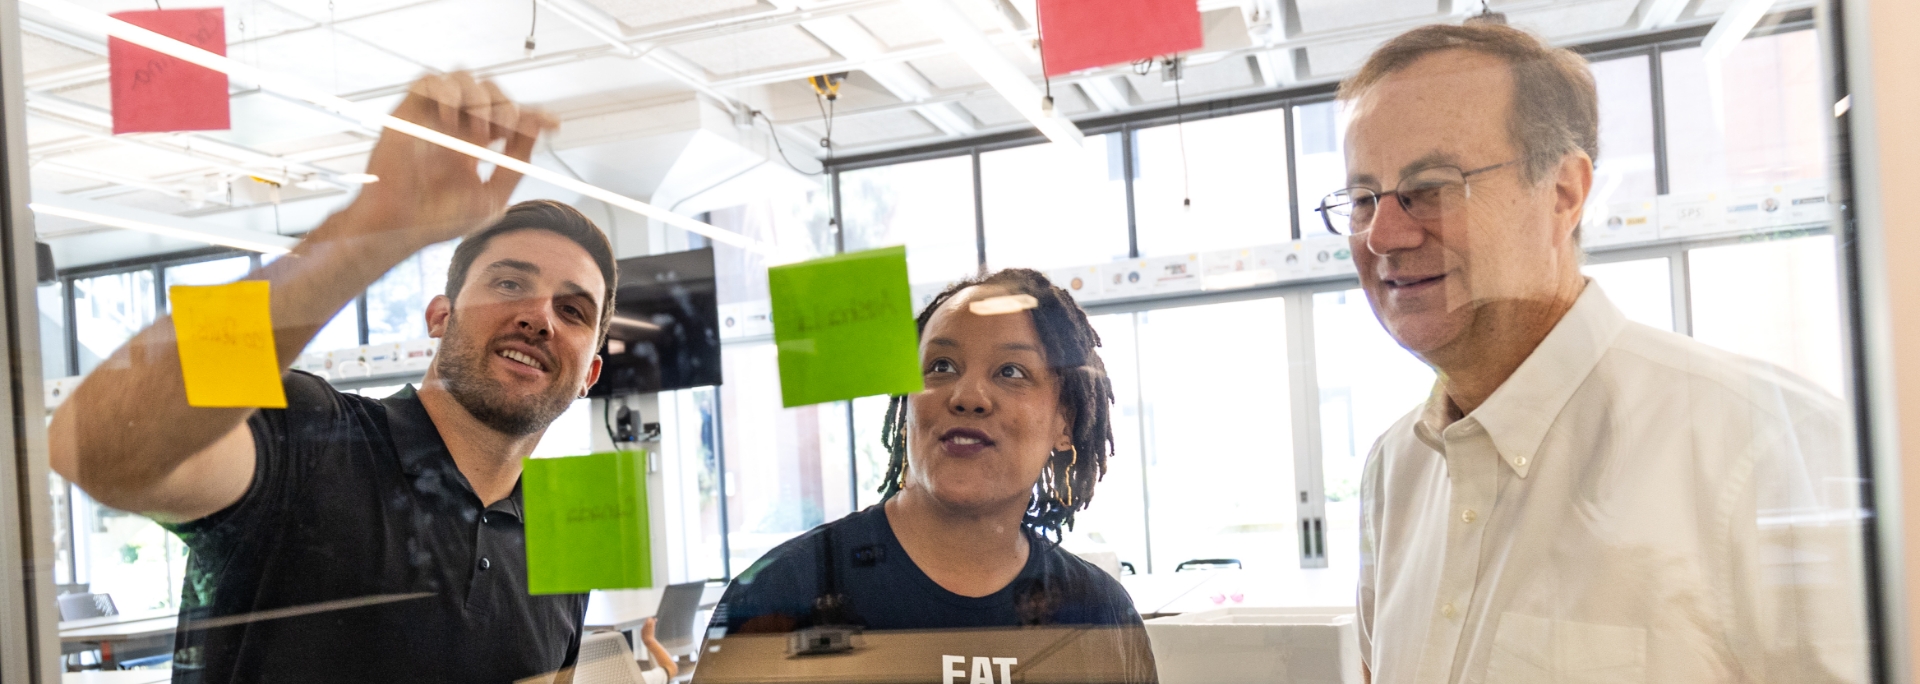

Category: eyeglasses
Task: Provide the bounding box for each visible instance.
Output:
[1316,160,1516,236]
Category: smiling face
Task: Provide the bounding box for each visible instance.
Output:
[1344,48,1584,360]
[427,229,606,436]
[904,285,1074,516]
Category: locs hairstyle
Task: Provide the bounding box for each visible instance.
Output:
[877,268,1115,543]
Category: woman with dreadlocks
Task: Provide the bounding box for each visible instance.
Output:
[701,268,1155,682]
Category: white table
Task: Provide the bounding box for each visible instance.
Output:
[1122,568,1357,616]
[62,670,171,684]
[59,610,178,669]
[585,588,660,632]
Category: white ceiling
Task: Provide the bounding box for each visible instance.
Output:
[13,0,1799,268]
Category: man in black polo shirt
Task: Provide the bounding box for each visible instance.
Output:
[50,73,616,683]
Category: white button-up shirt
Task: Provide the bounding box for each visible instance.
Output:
[1359,283,1870,684]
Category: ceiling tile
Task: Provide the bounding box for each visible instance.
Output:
[48,82,110,110]
[226,1,321,44]
[585,0,766,31]
[488,55,687,106]
[334,0,604,72]
[909,54,984,90]
[957,95,1022,127]
[795,109,938,148]
[851,4,941,49]
[22,33,101,75]
[1305,36,1389,78]
[1295,0,1435,33]
[1692,0,1736,17]
[265,0,439,24]
[1508,0,1639,38]
[26,117,91,146]
[237,26,430,95]
[669,25,835,76]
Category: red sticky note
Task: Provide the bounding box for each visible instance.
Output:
[109,8,230,134]
[1038,0,1203,77]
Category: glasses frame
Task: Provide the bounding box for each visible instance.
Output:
[1316,160,1518,236]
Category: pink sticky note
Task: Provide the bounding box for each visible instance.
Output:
[109,8,230,134]
[1038,0,1203,77]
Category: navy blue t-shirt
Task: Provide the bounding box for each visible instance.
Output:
[712,504,1147,632]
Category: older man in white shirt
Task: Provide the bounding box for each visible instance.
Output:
[1324,22,1872,684]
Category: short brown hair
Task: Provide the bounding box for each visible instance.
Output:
[1338,23,1598,185]
[444,199,618,341]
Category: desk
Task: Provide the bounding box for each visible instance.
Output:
[61,670,171,684]
[585,588,660,632]
[59,610,177,669]
[1122,568,1356,616]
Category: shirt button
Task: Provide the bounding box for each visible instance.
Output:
[481,514,491,524]
[1462,509,1478,523]
[479,557,491,571]
[1441,603,1457,618]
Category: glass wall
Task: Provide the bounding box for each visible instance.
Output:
[980,135,1130,271]
[1134,110,1293,255]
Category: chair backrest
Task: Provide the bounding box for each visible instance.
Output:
[653,581,707,657]
[572,631,646,684]
[1174,558,1243,572]
[57,592,117,620]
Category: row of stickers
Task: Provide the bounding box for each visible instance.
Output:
[1580,179,1832,248]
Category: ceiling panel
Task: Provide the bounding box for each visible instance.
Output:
[958,96,1021,127]
[1305,36,1389,78]
[586,0,766,31]
[489,55,686,107]
[851,4,941,49]
[239,26,430,95]
[1123,56,1257,103]
[669,25,836,76]
[1692,0,1736,17]
[47,82,109,110]
[265,0,440,24]
[225,2,321,44]
[908,53,984,90]
[1507,0,1640,38]
[26,117,91,146]
[22,33,101,75]
[1295,0,1435,33]
[334,0,604,72]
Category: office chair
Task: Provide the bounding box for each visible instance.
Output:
[55,593,172,670]
[1175,558,1243,572]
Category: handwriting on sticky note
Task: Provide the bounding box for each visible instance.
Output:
[170,282,286,409]
[524,451,652,594]
[109,8,231,134]
[768,246,923,408]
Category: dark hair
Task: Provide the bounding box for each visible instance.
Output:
[1338,23,1599,186]
[876,268,1115,543]
[444,200,618,341]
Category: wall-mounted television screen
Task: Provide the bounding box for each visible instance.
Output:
[587,247,721,397]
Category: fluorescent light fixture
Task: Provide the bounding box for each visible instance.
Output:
[900,0,1084,148]
[19,0,773,255]
[337,173,380,185]
[967,294,1039,316]
[31,191,297,254]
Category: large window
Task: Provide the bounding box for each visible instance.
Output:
[1662,30,1829,194]
[1688,234,1843,394]
[1313,289,1434,571]
[841,155,980,284]
[162,256,252,309]
[1292,100,1347,238]
[1583,257,1675,331]
[72,269,156,375]
[717,343,856,573]
[1589,55,1659,204]
[366,241,457,345]
[1134,110,1293,256]
[979,135,1130,272]
[1132,299,1296,572]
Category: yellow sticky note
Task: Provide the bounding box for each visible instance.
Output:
[170,282,286,408]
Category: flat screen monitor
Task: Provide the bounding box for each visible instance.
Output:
[587,247,721,397]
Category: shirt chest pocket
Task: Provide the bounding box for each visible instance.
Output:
[1485,612,1646,684]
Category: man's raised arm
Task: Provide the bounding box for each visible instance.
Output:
[48,73,554,522]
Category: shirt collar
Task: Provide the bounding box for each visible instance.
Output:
[381,385,527,518]
[1414,280,1628,478]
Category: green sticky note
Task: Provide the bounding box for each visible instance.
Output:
[768,246,924,407]
[523,451,651,595]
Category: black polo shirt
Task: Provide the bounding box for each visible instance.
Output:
[162,371,587,684]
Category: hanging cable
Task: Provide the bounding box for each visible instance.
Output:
[524,0,537,55]
[1169,56,1191,208]
[753,110,826,176]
